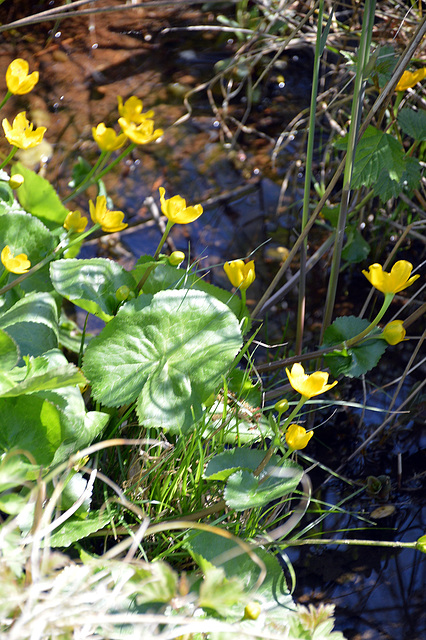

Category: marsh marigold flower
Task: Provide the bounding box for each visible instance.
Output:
[6,58,39,95]
[2,112,46,149]
[286,362,337,399]
[118,117,163,145]
[64,210,88,233]
[396,68,426,92]
[362,260,419,295]
[92,123,127,151]
[285,424,313,450]
[89,196,127,233]
[1,245,31,274]
[159,187,203,225]
[224,259,256,290]
[117,96,154,124]
[382,320,406,345]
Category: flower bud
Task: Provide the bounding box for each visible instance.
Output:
[285,424,313,450]
[244,602,261,620]
[9,173,24,189]
[416,534,426,554]
[274,398,289,414]
[382,320,406,345]
[115,285,131,302]
[168,250,185,266]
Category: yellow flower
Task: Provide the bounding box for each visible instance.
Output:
[396,68,426,92]
[118,117,163,145]
[89,196,128,233]
[92,123,127,151]
[362,260,419,294]
[159,187,203,225]
[2,112,46,149]
[382,320,406,345]
[286,362,338,399]
[285,424,313,450]
[64,210,88,233]
[1,245,31,274]
[6,58,39,95]
[224,259,256,290]
[117,96,154,124]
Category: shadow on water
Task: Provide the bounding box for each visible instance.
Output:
[0,5,424,639]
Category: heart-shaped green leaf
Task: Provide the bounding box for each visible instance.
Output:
[83,289,242,431]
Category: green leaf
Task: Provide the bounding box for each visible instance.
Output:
[83,290,242,432]
[0,349,108,466]
[0,349,86,397]
[186,531,292,607]
[342,228,370,263]
[398,107,426,141]
[50,258,137,322]
[0,396,63,465]
[11,162,69,227]
[0,211,55,293]
[130,562,178,604]
[351,126,405,189]
[204,447,280,481]
[0,327,19,371]
[0,292,58,361]
[0,180,14,207]
[323,316,387,377]
[48,510,112,547]
[224,459,303,511]
[199,566,246,616]
[135,261,246,323]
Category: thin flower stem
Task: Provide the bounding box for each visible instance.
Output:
[279,538,418,550]
[64,143,137,202]
[320,0,377,341]
[136,220,174,292]
[253,396,307,478]
[345,293,393,348]
[0,146,18,170]
[295,0,325,355]
[63,150,109,203]
[0,90,12,111]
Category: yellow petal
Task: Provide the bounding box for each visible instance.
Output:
[286,362,337,399]
[285,424,313,450]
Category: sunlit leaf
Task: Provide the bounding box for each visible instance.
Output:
[83,290,242,432]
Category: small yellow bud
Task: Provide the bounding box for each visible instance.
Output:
[168,251,185,266]
[382,320,406,345]
[244,602,261,620]
[9,174,24,189]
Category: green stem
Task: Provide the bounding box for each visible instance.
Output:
[64,143,137,202]
[320,0,377,341]
[0,90,12,111]
[279,537,418,550]
[63,150,109,203]
[345,293,393,348]
[254,396,307,478]
[0,145,18,170]
[295,0,325,355]
[136,220,174,291]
